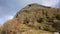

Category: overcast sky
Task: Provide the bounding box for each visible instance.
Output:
[0,0,60,25]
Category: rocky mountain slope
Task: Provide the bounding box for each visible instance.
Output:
[0,3,60,34]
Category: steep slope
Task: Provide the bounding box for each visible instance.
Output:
[1,3,60,34]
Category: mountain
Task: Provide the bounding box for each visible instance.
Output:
[0,3,60,34]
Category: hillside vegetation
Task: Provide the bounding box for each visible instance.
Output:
[0,3,60,34]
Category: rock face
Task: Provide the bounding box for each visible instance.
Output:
[1,3,60,34]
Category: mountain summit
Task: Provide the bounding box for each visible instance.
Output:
[1,3,60,34]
